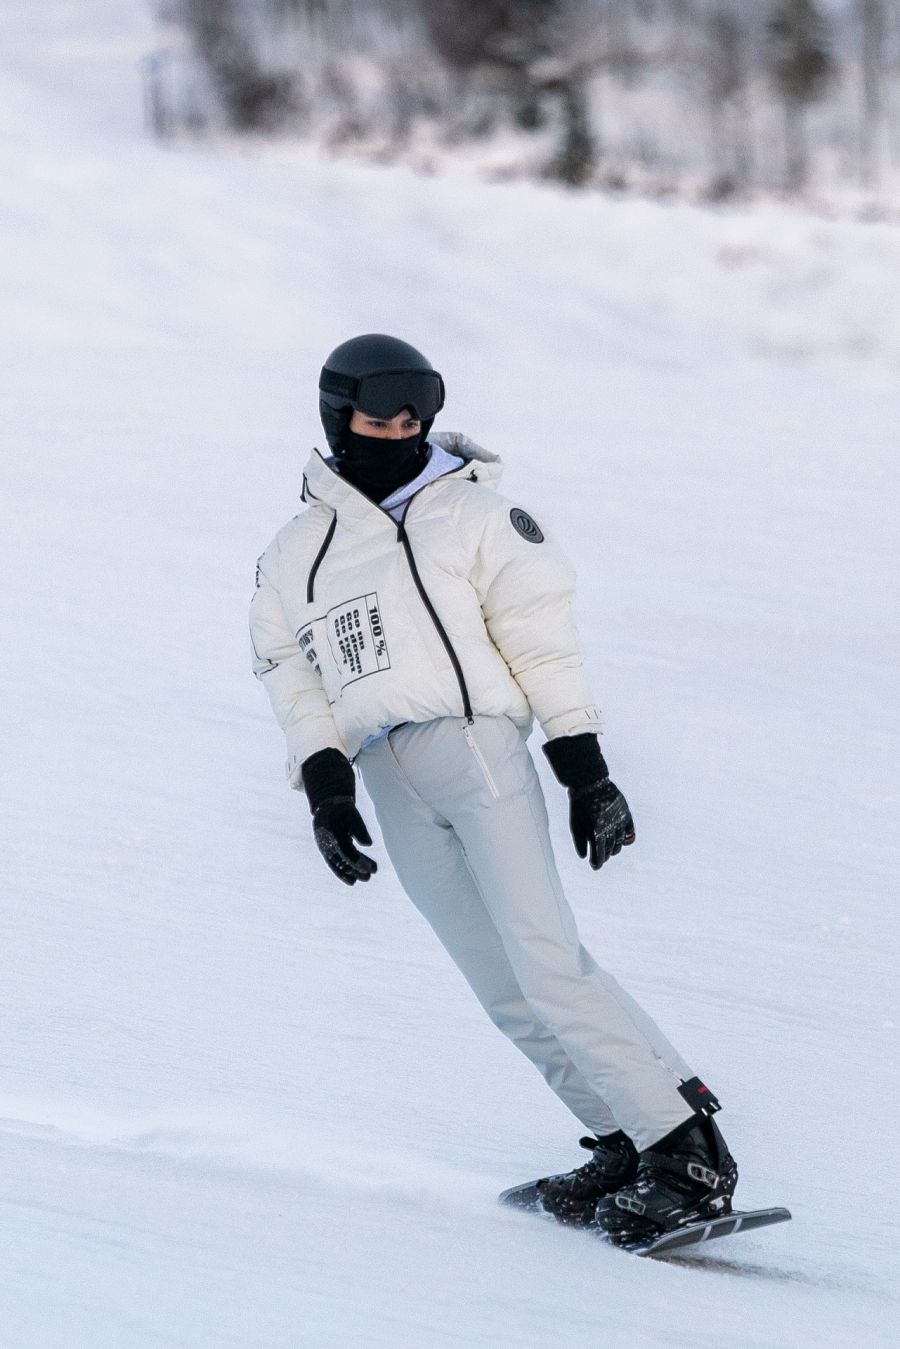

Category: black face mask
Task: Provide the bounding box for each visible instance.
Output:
[336,428,428,501]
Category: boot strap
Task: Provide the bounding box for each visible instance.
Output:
[642,1150,719,1189]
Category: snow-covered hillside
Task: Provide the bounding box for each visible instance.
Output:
[1,4,898,1346]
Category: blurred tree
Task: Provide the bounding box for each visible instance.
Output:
[178,0,296,129]
[859,0,885,185]
[265,0,327,15]
[767,0,836,190]
[706,5,753,196]
[420,0,601,185]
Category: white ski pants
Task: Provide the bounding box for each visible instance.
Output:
[357,715,696,1151]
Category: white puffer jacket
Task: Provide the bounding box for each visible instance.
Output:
[250,432,602,789]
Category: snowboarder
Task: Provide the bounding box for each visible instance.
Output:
[249,333,738,1242]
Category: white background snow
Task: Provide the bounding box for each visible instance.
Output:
[1,4,898,1346]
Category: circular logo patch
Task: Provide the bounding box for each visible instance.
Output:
[509,508,544,544]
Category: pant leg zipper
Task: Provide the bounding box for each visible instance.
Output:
[462,721,501,799]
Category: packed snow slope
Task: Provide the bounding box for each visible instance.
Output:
[2,5,898,1347]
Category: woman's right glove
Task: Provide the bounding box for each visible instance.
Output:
[301,748,378,886]
[542,733,635,871]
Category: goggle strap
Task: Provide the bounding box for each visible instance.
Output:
[319,367,359,401]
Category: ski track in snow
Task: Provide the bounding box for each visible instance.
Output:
[1,3,898,1347]
[0,1095,499,1209]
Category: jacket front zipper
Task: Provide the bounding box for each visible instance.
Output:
[396,517,474,722]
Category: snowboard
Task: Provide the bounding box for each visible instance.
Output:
[624,1206,792,1258]
[498,1183,791,1258]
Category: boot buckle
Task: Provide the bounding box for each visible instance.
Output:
[687,1162,718,1187]
[615,1193,646,1216]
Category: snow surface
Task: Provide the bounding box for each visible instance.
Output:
[2,4,898,1346]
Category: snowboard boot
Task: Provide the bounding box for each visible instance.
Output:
[592,1115,738,1245]
[508,1132,639,1227]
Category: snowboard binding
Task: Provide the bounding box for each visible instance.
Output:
[593,1115,739,1246]
[499,1131,638,1227]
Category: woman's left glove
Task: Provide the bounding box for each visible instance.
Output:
[301,748,378,887]
[542,734,635,871]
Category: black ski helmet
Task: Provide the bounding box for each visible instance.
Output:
[318,333,445,453]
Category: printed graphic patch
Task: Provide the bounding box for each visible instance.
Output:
[509,507,544,544]
[327,593,391,685]
[296,623,322,676]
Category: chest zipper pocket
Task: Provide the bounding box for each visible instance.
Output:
[307,514,337,603]
[462,721,501,800]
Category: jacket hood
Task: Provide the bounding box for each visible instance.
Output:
[301,432,503,524]
[430,431,502,473]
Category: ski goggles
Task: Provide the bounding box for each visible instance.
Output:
[319,366,445,421]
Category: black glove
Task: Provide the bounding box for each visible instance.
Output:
[542,734,636,871]
[301,748,377,887]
